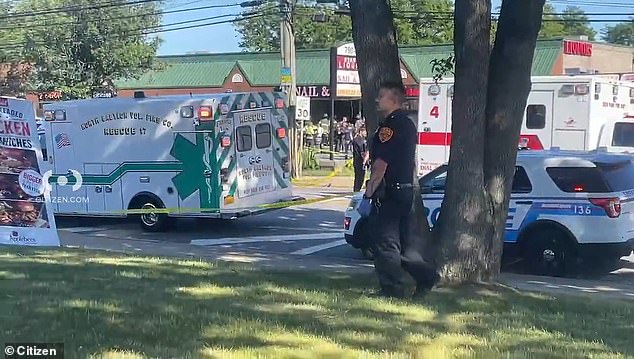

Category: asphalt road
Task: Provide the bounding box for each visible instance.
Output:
[55,187,364,260]
[54,186,634,278]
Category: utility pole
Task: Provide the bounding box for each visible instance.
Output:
[280,0,299,178]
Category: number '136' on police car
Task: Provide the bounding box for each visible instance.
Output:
[344,149,634,277]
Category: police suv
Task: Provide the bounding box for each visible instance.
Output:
[344,149,634,277]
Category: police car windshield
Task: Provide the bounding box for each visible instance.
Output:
[611,122,634,147]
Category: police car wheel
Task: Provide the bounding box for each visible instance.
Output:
[525,229,576,277]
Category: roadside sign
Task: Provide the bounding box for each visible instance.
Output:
[296,96,310,121]
[280,67,292,85]
[0,96,60,247]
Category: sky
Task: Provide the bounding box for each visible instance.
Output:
[156,0,634,56]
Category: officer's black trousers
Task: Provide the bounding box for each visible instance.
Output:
[370,189,437,296]
[353,160,365,192]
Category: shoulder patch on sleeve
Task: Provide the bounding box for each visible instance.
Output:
[378,127,394,143]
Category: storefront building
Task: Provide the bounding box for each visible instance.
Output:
[11,38,633,118]
[558,37,634,77]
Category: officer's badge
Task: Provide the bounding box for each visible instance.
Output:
[378,127,393,143]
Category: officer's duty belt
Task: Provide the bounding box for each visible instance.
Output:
[387,182,413,190]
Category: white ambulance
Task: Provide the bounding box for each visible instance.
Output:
[416,75,634,176]
[39,91,294,231]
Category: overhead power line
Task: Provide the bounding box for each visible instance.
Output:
[0,0,162,20]
[548,0,634,9]
[0,0,252,21]
[0,12,269,51]
[0,2,277,31]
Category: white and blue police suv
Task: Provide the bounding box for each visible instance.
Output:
[344,149,634,277]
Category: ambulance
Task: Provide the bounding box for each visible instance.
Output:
[39,91,294,231]
[416,75,634,176]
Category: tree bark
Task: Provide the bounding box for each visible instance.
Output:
[349,0,401,137]
[349,0,433,266]
[482,0,546,279]
[432,0,493,283]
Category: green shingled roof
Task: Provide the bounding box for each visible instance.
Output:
[115,40,563,89]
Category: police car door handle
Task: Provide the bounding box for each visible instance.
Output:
[517,201,533,205]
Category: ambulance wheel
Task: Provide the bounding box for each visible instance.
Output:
[523,227,577,277]
[133,197,171,232]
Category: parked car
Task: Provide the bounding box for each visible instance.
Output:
[344,149,634,277]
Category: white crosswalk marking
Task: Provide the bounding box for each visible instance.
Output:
[290,239,348,255]
[58,227,104,233]
[190,232,343,246]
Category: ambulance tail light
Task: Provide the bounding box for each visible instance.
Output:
[198,106,213,120]
[220,168,230,183]
[276,127,286,139]
[518,135,543,150]
[589,197,621,218]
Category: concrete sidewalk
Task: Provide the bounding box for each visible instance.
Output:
[293,176,355,190]
[57,231,634,302]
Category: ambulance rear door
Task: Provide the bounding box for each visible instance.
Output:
[233,107,276,198]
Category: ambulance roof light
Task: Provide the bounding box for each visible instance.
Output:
[575,84,589,95]
[54,110,66,121]
[561,84,575,95]
[44,110,54,121]
[198,106,213,120]
[428,85,441,96]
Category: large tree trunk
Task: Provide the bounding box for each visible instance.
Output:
[349,0,401,136]
[482,0,546,279]
[349,0,432,265]
[432,0,493,283]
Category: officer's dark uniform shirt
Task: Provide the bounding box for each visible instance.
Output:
[352,136,367,162]
[371,109,417,185]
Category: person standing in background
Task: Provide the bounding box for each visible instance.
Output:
[352,127,369,192]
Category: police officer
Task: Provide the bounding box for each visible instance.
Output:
[363,81,439,299]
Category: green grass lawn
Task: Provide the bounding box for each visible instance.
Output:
[1,246,633,358]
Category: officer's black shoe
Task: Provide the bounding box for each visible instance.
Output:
[412,272,441,299]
